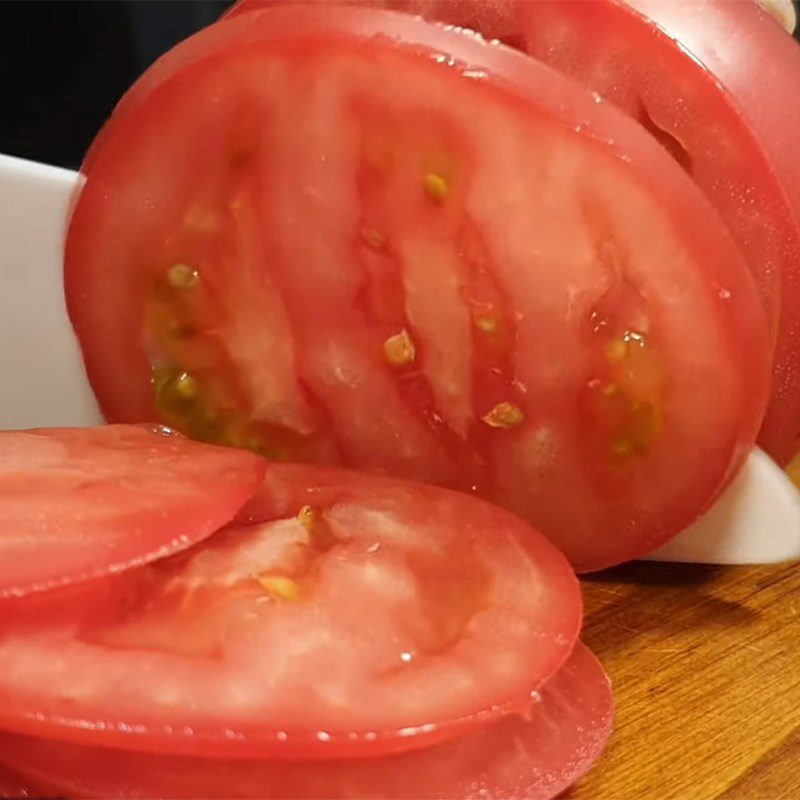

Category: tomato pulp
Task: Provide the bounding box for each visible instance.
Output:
[66,6,769,570]
[225,0,800,464]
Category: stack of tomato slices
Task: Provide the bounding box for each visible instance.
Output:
[0,425,611,799]
[7,2,800,796]
[67,2,794,575]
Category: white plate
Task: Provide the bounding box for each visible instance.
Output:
[1,153,797,566]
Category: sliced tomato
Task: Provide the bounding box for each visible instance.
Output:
[66,6,769,571]
[0,462,580,758]
[514,0,800,465]
[0,764,42,799]
[0,424,264,598]
[615,0,800,464]
[225,0,800,465]
[0,642,611,800]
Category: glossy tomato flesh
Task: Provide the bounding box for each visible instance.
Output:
[0,424,264,598]
[619,0,800,464]
[0,642,611,800]
[0,763,42,800]
[227,0,800,464]
[66,6,769,571]
[0,461,580,759]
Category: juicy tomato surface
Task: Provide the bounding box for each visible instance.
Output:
[225,0,800,465]
[0,424,264,598]
[620,0,800,464]
[0,763,43,800]
[0,462,580,759]
[0,642,611,800]
[66,6,769,571]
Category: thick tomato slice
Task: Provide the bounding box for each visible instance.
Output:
[0,642,612,800]
[226,0,800,465]
[0,424,264,598]
[615,0,800,464]
[0,764,42,799]
[66,6,769,571]
[0,462,581,759]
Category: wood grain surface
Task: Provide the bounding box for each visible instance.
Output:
[573,560,800,800]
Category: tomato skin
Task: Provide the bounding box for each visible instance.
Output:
[0,642,612,800]
[68,5,769,571]
[0,461,581,759]
[0,424,265,598]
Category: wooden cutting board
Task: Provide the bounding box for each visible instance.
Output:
[573,560,800,799]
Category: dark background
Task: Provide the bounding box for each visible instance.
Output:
[1,0,799,170]
[0,1,233,169]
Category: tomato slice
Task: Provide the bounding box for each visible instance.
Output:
[229,0,800,468]
[614,0,800,464]
[513,0,800,466]
[0,764,42,799]
[0,641,611,800]
[0,462,580,758]
[225,0,800,465]
[66,5,769,571]
[0,424,264,598]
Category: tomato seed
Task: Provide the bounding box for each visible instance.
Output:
[166,263,200,290]
[482,402,525,429]
[423,172,449,202]
[383,329,416,366]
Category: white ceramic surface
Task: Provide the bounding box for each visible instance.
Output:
[0,153,798,566]
[644,447,800,564]
[0,154,101,429]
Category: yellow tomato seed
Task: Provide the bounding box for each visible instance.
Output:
[605,339,627,364]
[384,329,416,366]
[297,505,315,530]
[167,263,200,290]
[476,315,500,335]
[174,372,199,400]
[423,173,449,202]
[482,402,525,429]
[258,575,300,601]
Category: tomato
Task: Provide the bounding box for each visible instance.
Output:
[0,641,611,800]
[0,461,580,758]
[0,764,41,799]
[512,0,800,465]
[66,5,769,571]
[614,0,800,464]
[225,0,800,465]
[0,424,264,598]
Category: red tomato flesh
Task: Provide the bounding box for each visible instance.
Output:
[0,763,42,799]
[0,424,264,598]
[0,462,580,759]
[618,0,800,464]
[0,641,611,800]
[66,6,769,571]
[224,0,800,465]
